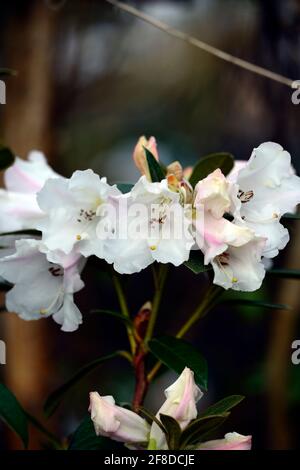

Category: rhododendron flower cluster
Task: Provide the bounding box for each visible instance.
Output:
[0,138,299,331]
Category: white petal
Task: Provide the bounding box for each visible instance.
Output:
[212,237,266,291]
[4,151,59,194]
[52,294,82,332]
[0,190,43,232]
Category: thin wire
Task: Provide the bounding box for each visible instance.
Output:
[106,0,298,89]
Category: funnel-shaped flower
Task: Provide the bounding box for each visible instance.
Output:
[89,392,150,444]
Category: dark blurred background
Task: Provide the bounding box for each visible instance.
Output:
[1,0,300,450]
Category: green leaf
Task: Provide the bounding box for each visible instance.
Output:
[0,282,10,292]
[145,147,166,182]
[91,309,133,326]
[221,298,290,311]
[184,251,211,274]
[139,406,167,435]
[148,336,208,390]
[0,383,28,448]
[189,152,234,188]
[0,145,15,171]
[159,414,182,450]
[0,229,41,238]
[180,414,229,448]
[25,412,61,449]
[267,269,300,280]
[44,352,119,417]
[116,183,134,194]
[282,213,300,220]
[199,395,244,418]
[0,68,17,77]
[69,415,122,450]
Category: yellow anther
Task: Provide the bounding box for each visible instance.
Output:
[232,277,238,283]
[150,245,157,251]
[76,234,82,241]
[40,309,47,315]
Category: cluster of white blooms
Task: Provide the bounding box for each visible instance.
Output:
[0,139,300,331]
[89,367,252,450]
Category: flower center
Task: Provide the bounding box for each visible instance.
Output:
[216,253,238,284]
[238,189,254,203]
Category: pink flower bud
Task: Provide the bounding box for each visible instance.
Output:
[198,432,252,450]
[132,136,159,179]
[89,392,149,444]
[150,367,202,450]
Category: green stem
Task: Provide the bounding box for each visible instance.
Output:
[112,273,136,355]
[144,264,169,346]
[176,285,221,338]
[147,284,222,382]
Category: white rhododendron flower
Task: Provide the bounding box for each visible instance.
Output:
[36,169,121,258]
[231,142,300,259]
[0,238,85,332]
[150,367,202,450]
[197,432,252,450]
[211,237,266,291]
[89,368,251,450]
[194,169,266,291]
[0,151,61,232]
[105,175,194,274]
[89,392,150,443]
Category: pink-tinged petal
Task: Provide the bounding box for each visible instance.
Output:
[183,166,193,180]
[227,160,247,183]
[89,392,150,444]
[194,169,231,219]
[150,368,202,450]
[4,151,59,194]
[198,432,252,450]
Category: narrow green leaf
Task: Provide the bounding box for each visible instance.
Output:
[69,415,122,450]
[44,352,119,417]
[199,395,244,418]
[159,414,182,450]
[221,298,290,311]
[0,383,28,448]
[0,282,10,292]
[189,152,234,188]
[148,336,208,390]
[25,412,61,449]
[267,269,300,280]
[116,183,134,194]
[184,251,211,274]
[0,68,17,77]
[145,147,166,182]
[282,213,300,220]
[0,145,15,171]
[0,229,41,238]
[138,407,167,435]
[180,414,229,448]
[91,309,133,326]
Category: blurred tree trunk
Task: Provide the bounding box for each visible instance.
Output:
[266,229,300,449]
[2,1,56,449]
